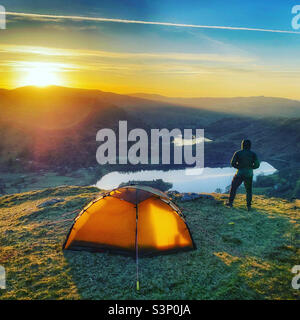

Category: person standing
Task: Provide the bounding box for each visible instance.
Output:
[226,139,260,211]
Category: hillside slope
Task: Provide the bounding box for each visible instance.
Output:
[0,186,299,300]
[205,117,300,170]
[0,86,223,171]
[1,86,300,175]
[0,86,148,170]
[130,94,300,118]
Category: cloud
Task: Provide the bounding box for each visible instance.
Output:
[5,11,300,35]
[0,44,74,56]
[0,59,78,73]
[0,43,258,78]
[0,44,253,63]
[1,45,297,78]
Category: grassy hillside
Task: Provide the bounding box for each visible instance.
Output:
[254,168,300,199]
[0,186,299,300]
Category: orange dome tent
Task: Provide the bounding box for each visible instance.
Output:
[63,185,196,256]
[63,185,195,290]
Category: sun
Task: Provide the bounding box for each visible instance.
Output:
[19,62,62,87]
[24,69,59,87]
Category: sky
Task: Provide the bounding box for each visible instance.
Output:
[0,0,300,98]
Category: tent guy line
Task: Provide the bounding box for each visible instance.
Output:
[5,11,300,34]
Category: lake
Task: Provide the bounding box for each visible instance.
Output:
[95,161,277,193]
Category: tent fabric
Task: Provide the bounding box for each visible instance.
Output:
[110,187,152,204]
[109,185,170,204]
[63,185,196,256]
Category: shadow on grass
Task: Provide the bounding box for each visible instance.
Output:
[18,196,93,224]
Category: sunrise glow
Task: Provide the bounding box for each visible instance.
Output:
[18,62,62,87]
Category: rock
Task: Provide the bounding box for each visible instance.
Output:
[167,190,180,195]
[200,194,215,200]
[180,193,215,202]
[167,191,181,199]
[37,198,64,208]
[181,194,196,201]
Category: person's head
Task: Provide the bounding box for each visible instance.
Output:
[241,139,251,150]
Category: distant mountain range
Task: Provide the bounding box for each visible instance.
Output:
[0,86,299,172]
[129,93,300,118]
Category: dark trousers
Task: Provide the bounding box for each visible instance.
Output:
[229,175,253,206]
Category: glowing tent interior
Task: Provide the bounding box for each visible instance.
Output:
[63,185,196,257]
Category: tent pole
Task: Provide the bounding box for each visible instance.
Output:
[135,189,139,291]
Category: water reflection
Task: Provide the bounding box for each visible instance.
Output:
[96,162,276,193]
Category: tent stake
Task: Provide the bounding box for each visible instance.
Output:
[135,189,140,291]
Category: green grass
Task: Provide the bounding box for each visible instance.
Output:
[0,186,299,300]
[0,169,96,195]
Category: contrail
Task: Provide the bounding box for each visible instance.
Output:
[5,11,300,34]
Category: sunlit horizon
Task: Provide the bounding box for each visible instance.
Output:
[1,1,300,100]
[0,42,299,100]
[1,81,300,101]
[17,63,62,87]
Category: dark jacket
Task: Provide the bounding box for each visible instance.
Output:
[230,140,260,178]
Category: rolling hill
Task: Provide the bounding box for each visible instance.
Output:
[0,86,230,171]
[130,93,300,118]
[0,86,300,194]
